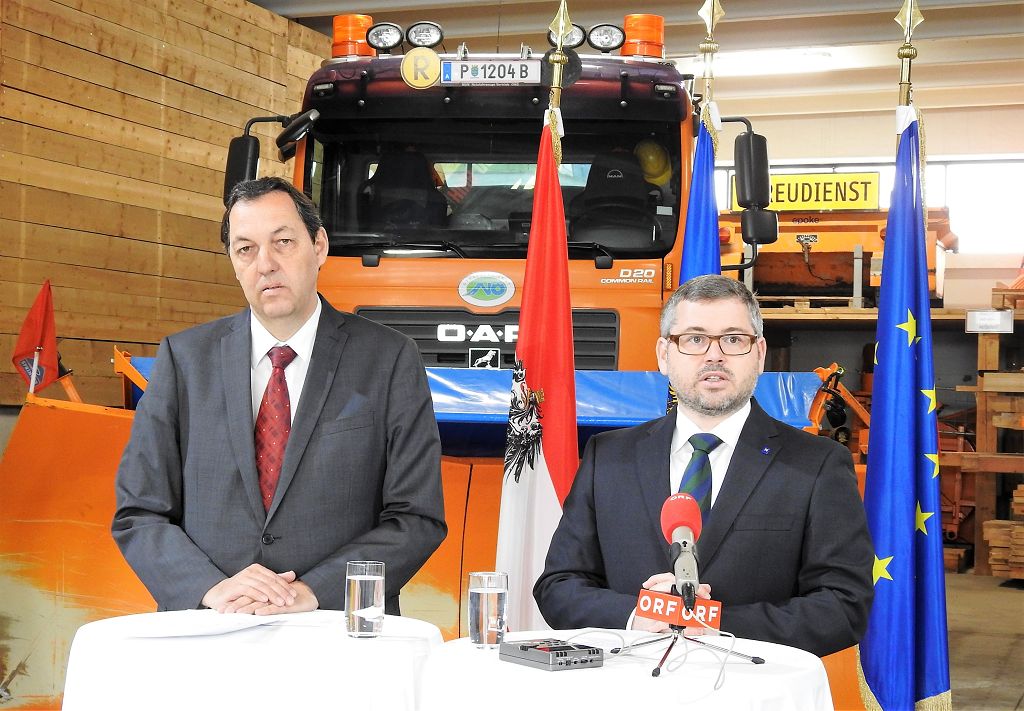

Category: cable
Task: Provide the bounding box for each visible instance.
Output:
[666,621,738,691]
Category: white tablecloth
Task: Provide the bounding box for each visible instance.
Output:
[419,629,834,711]
[62,610,442,711]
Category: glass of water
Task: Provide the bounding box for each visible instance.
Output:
[346,561,385,638]
[468,571,508,648]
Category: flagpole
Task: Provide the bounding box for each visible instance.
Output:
[678,0,725,287]
[697,0,725,103]
[895,0,923,106]
[859,3,952,708]
[28,348,40,395]
[546,0,571,151]
[547,1,570,111]
[496,0,578,632]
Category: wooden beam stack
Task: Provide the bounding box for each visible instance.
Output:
[1,0,330,405]
[982,484,1024,579]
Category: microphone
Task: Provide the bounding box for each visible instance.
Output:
[660,493,703,611]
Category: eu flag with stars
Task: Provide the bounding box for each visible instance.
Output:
[859,106,951,710]
[679,102,721,283]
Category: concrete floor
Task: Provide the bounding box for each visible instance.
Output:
[947,572,1024,710]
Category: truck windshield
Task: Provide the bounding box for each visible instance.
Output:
[305,118,681,259]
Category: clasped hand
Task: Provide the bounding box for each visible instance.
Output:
[202,563,319,615]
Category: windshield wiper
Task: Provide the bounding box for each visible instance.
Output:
[486,240,615,268]
[566,241,614,260]
[329,239,468,258]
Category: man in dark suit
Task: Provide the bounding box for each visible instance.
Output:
[534,275,872,657]
[113,177,446,615]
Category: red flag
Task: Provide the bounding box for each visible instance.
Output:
[516,121,578,504]
[11,280,59,393]
[498,116,578,631]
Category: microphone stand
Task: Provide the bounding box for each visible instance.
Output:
[648,585,767,676]
[651,629,681,677]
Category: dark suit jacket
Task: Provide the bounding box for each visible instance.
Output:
[534,399,873,657]
[112,298,446,614]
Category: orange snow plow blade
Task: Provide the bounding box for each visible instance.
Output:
[0,395,154,708]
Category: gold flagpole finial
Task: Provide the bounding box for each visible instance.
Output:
[894,0,924,106]
[697,0,725,102]
[547,0,572,111]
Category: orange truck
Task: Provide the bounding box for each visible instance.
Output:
[217,10,782,644]
[225,13,776,374]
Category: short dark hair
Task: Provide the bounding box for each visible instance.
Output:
[220,177,323,251]
[660,274,763,337]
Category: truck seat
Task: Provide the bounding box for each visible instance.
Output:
[361,150,448,230]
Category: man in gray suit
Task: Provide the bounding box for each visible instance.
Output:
[534,275,873,656]
[113,177,446,615]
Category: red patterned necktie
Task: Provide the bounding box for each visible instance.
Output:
[255,345,297,511]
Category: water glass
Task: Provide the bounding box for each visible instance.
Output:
[468,571,508,648]
[346,561,385,638]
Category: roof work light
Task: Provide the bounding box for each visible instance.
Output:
[407,21,444,48]
[366,22,404,53]
[547,23,586,49]
[587,24,626,52]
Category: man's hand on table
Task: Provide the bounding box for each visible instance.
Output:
[630,572,712,632]
[202,563,299,613]
[254,580,319,615]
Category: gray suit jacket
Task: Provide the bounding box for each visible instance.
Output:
[113,298,446,613]
[534,399,873,657]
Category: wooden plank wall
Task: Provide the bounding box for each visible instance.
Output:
[0,0,331,405]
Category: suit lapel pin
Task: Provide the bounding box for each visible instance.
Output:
[761,447,771,455]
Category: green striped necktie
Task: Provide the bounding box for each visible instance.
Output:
[678,432,722,518]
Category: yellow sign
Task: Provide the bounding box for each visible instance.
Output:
[401,47,441,89]
[730,172,879,212]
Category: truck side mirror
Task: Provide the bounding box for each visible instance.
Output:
[740,206,778,246]
[734,132,770,209]
[733,129,777,246]
[276,109,320,161]
[719,119,778,272]
[223,135,260,205]
[223,112,317,204]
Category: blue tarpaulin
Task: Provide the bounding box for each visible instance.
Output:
[128,360,820,455]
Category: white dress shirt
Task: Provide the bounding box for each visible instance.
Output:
[669,401,752,508]
[249,300,322,425]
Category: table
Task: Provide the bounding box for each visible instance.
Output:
[62,610,442,710]
[419,629,834,710]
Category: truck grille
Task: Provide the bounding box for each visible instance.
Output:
[355,307,619,370]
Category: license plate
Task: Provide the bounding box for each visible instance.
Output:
[441,60,541,86]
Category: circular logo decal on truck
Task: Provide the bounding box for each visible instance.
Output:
[458,271,515,307]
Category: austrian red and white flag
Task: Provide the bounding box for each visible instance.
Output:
[11,280,59,393]
[498,109,577,632]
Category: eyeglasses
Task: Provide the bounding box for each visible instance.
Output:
[666,333,758,356]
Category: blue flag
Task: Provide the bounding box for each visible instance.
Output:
[860,106,951,710]
[680,103,721,283]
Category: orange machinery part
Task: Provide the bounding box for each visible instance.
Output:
[0,396,146,708]
[621,14,664,58]
[332,14,374,58]
[718,208,954,294]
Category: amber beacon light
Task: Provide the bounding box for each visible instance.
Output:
[332,14,374,58]
[621,14,665,58]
